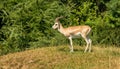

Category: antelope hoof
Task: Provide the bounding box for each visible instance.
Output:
[84,50,87,53]
[70,50,74,53]
[88,50,91,52]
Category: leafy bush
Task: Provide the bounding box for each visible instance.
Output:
[0,0,120,55]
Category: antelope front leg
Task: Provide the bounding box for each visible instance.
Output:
[68,37,74,52]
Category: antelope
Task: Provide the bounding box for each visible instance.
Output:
[52,16,92,52]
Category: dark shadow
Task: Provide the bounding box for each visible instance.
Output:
[58,47,69,52]
[58,47,85,52]
[74,48,84,52]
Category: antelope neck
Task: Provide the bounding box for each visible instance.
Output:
[58,23,65,34]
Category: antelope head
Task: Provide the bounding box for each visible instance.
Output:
[52,16,63,29]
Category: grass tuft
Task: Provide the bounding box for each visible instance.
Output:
[0,45,120,69]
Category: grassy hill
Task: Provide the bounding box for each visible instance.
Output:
[0,45,120,69]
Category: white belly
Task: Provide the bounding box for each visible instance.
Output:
[71,32,81,38]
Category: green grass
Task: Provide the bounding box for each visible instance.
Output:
[0,45,120,69]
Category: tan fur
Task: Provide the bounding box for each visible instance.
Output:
[58,24,91,37]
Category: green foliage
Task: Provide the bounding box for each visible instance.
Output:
[0,0,120,55]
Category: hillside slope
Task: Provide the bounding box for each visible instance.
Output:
[0,45,120,69]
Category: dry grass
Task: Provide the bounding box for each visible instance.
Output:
[0,45,120,69]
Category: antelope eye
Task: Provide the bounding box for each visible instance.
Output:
[55,24,58,26]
